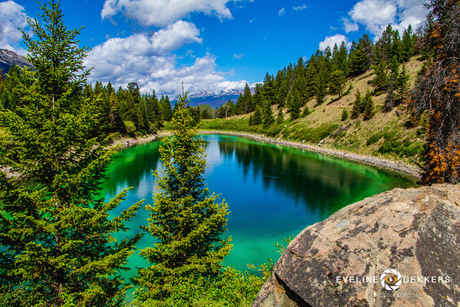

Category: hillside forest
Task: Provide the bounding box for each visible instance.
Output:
[0,0,459,306]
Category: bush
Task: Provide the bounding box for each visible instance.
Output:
[123,120,136,133]
[130,266,267,307]
[290,124,339,143]
[366,132,385,146]
[341,109,349,121]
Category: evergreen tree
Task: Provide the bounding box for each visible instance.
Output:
[276,107,284,124]
[351,90,362,119]
[329,70,346,97]
[372,61,389,92]
[161,95,173,121]
[363,90,375,120]
[289,91,301,120]
[235,93,244,115]
[396,63,410,104]
[133,90,231,301]
[401,25,415,62]
[385,57,399,111]
[250,105,263,125]
[349,40,370,76]
[0,1,141,305]
[262,100,275,128]
[262,73,277,105]
[243,83,254,113]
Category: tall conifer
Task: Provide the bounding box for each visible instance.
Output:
[133,90,231,301]
[0,1,141,305]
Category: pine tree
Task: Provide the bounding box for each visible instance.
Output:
[329,70,346,97]
[133,90,231,301]
[243,83,254,113]
[351,90,362,119]
[372,61,388,92]
[396,63,410,104]
[262,100,275,128]
[276,107,284,124]
[251,105,263,125]
[363,90,375,120]
[289,91,301,120]
[0,1,141,305]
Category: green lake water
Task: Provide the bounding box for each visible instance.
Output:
[102,134,417,277]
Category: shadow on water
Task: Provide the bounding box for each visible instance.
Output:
[102,134,417,278]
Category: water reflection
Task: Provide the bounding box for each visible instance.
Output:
[103,134,417,272]
[215,134,415,217]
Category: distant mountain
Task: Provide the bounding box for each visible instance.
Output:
[0,49,33,75]
[180,88,255,108]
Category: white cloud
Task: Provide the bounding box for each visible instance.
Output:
[293,5,308,11]
[85,23,246,95]
[101,0,239,27]
[0,0,29,54]
[319,34,350,51]
[278,8,285,16]
[342,18,359,33]
[348,0,427,37]
[233,53,244,59]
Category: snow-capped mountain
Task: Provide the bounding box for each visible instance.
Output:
[0,49,33,75]
[181,88,255,108]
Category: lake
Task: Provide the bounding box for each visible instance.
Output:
[102,134,417,275]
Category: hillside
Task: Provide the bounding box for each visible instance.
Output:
[200,57,426,168]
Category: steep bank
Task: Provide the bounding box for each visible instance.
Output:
[201,57,426,173]
[253,184,460,307]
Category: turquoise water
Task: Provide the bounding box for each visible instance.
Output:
[102,134,417,276]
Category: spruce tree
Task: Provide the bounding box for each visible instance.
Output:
[0,1,141,305]
[262,100,275,128]
[133,90,231,301]
[363,90,375,120]
[289,91,301,120]
[351,90,362,119]
[251,105,263,125]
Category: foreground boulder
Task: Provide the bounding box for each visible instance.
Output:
[253,184,460,307]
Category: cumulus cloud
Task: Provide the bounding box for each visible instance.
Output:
[0,0,29,54]
[233,53,245,59]
[85,23,245,95]
[319,34,350,51]
[278,8,285,16]
[101,0,239,27]
[342,18,359,33]
[348,0,427,37]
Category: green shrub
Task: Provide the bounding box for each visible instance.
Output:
[290,124,339,143]
[130,266,267,307]
[123,120,136,133]
[341,109,349,121]
[366,132,385,146]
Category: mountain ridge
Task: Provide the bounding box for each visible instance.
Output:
[0,49,33,75]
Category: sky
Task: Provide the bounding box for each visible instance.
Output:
[0,0,428,96]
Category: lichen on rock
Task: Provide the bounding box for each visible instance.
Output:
[253,184,460,307]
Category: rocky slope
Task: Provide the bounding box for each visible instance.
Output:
[253,184,460,307]
[0,49,33,75]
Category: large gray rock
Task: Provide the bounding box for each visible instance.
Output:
[253,184,460,307]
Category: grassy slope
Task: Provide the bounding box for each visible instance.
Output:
[200,57,426,166]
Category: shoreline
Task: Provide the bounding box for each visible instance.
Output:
[198,130,421,180]
[113,129,421,180]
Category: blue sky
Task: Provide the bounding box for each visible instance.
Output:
[0,0,428,96]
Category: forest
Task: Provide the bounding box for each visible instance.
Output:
[0,0,459,306]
